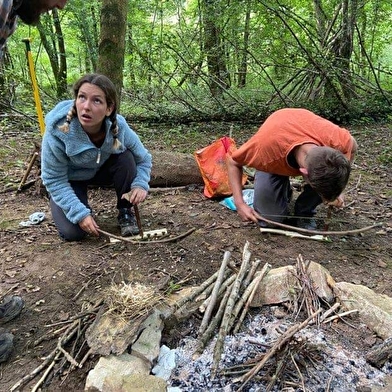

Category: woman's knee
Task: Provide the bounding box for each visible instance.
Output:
[58,226,86,242]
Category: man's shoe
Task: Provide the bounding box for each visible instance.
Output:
[296,217,317,231]
[118,208,140,237]
[0,332,14,363]
[0,296,24,324]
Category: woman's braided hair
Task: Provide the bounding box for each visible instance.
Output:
[58,73,121,150]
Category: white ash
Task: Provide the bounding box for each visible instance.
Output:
[168,310,389,391]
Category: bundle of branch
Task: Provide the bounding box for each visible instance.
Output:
[224,334,323,391]
[293,254,321,325]
[10,299,103,392]
[189,242,272,377]
[197,251,232,337]
[235,308,323,392]
[175,263,232,310]
[171,267,234,323]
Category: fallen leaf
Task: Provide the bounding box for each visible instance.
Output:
[5,270,17,278]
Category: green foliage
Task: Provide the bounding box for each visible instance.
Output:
[2,0,392,125]
[379,146,392,166]
[165,280,182,296]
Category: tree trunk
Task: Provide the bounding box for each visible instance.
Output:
[149,150,203,188]
[36,10,67,99]
[97,0,128,106]
[238,2,251,88]
[52,10,67,97]
[201,0,230,96]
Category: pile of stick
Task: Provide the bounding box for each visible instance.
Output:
[233,308,324,391]
[173,245,358,391]
[173,241,271,377]
[10,300,103,392]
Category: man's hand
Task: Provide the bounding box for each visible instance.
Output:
[79,215,100,236]
[236,202,263,223]
[328,195,345,208]
[121,188,148,205]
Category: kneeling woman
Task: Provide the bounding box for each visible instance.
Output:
[41,73,152,241]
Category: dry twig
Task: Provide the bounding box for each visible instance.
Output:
[10,301,102,392]
[322,309,359,324]
[31,351,61,392]
[236,308,323,391]
[97,227,195,244]
[232,262,271,334]
[198,251,231,337]
[258,215,383,236]
[211,242,252,376]
[319,302,340,323]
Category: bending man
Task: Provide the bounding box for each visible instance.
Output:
[227,108,357,230]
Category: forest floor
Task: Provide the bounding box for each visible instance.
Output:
[0,118,391,391]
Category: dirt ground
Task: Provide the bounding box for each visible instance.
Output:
[0,119,391,391]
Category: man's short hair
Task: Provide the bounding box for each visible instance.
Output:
[306,147,351,201]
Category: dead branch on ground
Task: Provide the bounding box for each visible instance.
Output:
[236,308,323,391]
[294,255,321,324]
[97,227,196,244]
[10,300,102,392]
[211,242,252,376]
[258,215,383,236]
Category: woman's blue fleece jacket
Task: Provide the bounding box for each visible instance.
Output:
[41,100,152,225]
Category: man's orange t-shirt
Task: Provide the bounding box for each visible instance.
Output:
[231,108,354,177]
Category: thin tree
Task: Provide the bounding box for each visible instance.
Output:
[200,0,230,97]
[97,0,128,106]
[36,9,67,98]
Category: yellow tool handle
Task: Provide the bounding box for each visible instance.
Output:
[23,38,45,136]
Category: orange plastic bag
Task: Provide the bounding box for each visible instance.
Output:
[194,136,247,198]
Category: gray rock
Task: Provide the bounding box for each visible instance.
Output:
[307,260,335,303]
[250,266,298,307]
[102,373,167,392]
[334,282,392,339]
[131,309,164,364]
[85,353,150,391]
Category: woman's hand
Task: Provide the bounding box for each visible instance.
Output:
[121,188,148,205]
[79,215,100,236]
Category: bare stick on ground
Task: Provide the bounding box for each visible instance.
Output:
[199,274,236,313]
[97,227,195,244]
[195,281,234,356]
[236,307,323,391]
[258,215,383,236]
[198,251,231,337]
[211,241,252,376]
[232,262,271,334]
